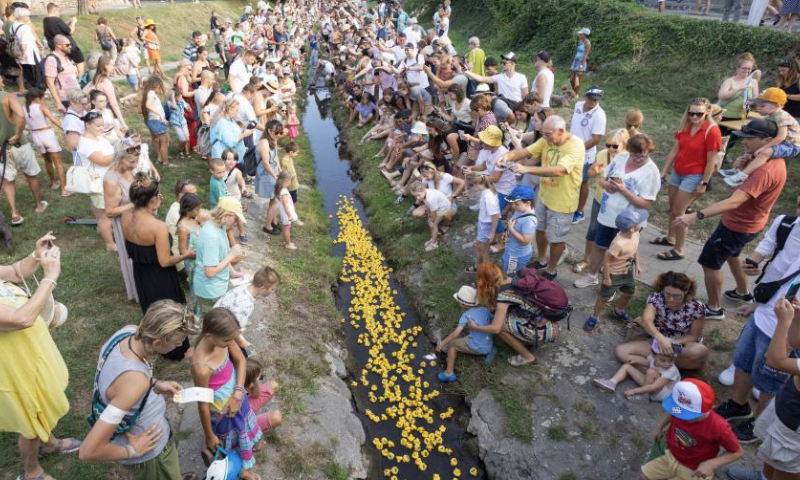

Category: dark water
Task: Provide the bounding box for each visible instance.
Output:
[303,84,486,479]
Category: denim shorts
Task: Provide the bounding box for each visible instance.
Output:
[668,171,704,194]
[146,118,169,136]
[733,317,797,396]
[477,221,493,243]
[582,162,592,182]
[594,222,619,249]
[127,73,139,89]
[585,199,601,242]
[771,141,800,160]
[698,221,759,270]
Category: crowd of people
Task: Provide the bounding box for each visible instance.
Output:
[0,0,798,479]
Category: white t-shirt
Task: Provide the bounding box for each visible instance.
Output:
[404,53,429,89]
[424,173,455,197]
[492,72,528,103]
[569,101,607,164]
[478,188,500,223]
[648,354,681,399]
[476,145,515,195]
[13,22,39,65]
[403,26,421,46]
[754,216,800,336]
[228,59,251,94]
[596,153,660,229]
[62,109,86,136]
[232,93,256,124]
[214,282,256,330]
[449,98,472,124]
[77,135,114,176]
[424,189,452,215]
[532,68,554,108]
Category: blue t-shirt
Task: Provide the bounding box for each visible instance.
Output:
[209,177,228,208]
[505,211,537,257]
[193,222,230,300]
[457,306,494,354]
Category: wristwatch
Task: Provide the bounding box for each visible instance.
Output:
[696,210,706,220]
[700,181,709,186]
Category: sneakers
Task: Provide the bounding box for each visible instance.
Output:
[724,289,754,303]
[437,371,457,383]
[238,235,249,245]
[614,309,634,323]
[393,195,406,206]
[574,273,599,288]
[718,168,738,178]
[725,466,762,480]
[540,270,557,281]
[732,418,757,444]
[724,170,749,187]
[705,305,725,320]
[715,399,753,422]
[718,364,736,386]
[591,378,616,393]
[529,259,548,270]
[572,211,585,224]
[424,240,439,252]
[583,315,598,332]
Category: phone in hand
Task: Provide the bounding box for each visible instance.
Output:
[744,258,759,268]
[671,342,683,355]
[786,281,800,300]
[457,130,465,140]
[246,120,258,130]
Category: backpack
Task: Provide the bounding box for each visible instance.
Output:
[9,24,24,61]
[753,215,799,303]
[511,267,572,325]
[242,137,259,177]
[87,331,154,437]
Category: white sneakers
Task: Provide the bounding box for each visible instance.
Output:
[574,273,599,288]
[718,363,735,386]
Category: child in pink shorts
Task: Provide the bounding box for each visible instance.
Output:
[245,358,283,433]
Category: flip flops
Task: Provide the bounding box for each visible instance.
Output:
[508,354,536,367]
[649,236,674,246]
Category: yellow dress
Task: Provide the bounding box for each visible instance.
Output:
[0,281,69,441]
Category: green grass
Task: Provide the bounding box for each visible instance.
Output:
[546,423,570,442]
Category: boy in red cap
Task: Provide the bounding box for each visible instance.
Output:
[721,87,800,186]
[641,378,743,480]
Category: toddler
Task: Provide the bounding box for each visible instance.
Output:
[466,172,499,271]
[221,149,249,244]
[354,92,377,128]
[583,209,645,333]
[436,285,496,382]
[208,158,229,208]
[169,86,191,157]
[275,170,300,250]
[592,339,681,403]
[244,358,283,434]
[215,266,281,355]
[279,142,301,204]
[285,103,300,140]
[722,87,800,186]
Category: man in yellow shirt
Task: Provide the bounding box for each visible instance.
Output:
[466,36,485,76]
[498,116,585,280]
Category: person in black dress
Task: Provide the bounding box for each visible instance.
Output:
[777,57,800,120]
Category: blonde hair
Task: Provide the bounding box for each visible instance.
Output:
[624,108,643,137]
[467,171,495,193]
[678,97,714,133]
[410,182,426,195]
[209,206,232,225]
[606,128,630,152]
[196,208,212,225]
[135,300,199,348]
[253,266,281,289]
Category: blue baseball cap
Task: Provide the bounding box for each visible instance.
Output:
[615,208,649,231]
[506,185,535,202]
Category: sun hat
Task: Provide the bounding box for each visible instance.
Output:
[478,125,503,147]
[144,18,157,27]
[217,197,247,224]
[473,83,494,95]
[662,379,715,421]
[410,121,428,135]
[578,27,591,35]
[506,185,535,202]
[733,118,779,139]
[750,87,788,106]
[614,208,649,231]
[453,285,479,306]
[264,79,280,93]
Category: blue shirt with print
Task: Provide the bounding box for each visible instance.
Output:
[505,211,537,257]
[457,306,494,354]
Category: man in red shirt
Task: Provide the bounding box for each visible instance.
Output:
[641,379,743,479]
[673,119,786,321]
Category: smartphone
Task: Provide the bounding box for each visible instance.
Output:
[671,342,683,355]
[246,120,258,130]
[457,130,465,140]
[744,258,759,268]
[786,281,800,299]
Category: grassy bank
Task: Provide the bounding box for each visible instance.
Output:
[0,7,344,479]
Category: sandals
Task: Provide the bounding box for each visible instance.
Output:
[11,216,24,226]
[657,249,685,261]
[39,437,81,455]
[572,261,589,274]
[649,236,675,246]
[15,472,56,480]
[508,354,536,367]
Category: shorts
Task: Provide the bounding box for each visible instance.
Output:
[571,58,586,72]
[446,337,482,355]
[697,222,759,271]
[733,316,797,396]
[125,437,182,480]
[3,144,41,181]
[755,399,800,473]
[582,162,591,182]
[585,199,601,242]
[502,251,532,276]
[771,141,800,160]
[535,201,572,243]
[66,45,85,64]
[146,119,169,136]
[410,85,432,104]
[599,266,636,298]
[668,171,703,194]
[30,129,62,154]
[127,73,139,89]
[477,221,494,243]
[90,193,105,210]
[640,450,695,480]
[172,124,189,143]
[593,222,619,249]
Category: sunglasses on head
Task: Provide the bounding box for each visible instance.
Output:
[126,145,141,154]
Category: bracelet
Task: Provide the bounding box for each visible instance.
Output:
[233,386,246,394]
[125,443,137,459]
[41,278,57,288]
[30,251,39,261]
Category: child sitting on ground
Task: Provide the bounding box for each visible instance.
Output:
[355,92,377,128]
[436,285,496,382]
[208,157,229,208]
[222,149,249,244]
[280,142,301,204]
[593,339,681,403]
[410,182,457,253]
[583,209,645,333]
[639,379,743,480]
[503,185,537,276]
[215,266,281,356]
[244,358,283,434]
[721,87,800,186]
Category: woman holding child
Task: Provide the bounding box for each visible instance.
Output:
[615,271,709,370]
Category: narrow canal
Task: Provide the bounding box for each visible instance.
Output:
[303,81,485,480]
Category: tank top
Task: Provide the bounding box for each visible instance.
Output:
[97,326,170,465]
[782,82,800,119]
[574,40,586,61]
[224,169,242,199]
[25,103,48,130]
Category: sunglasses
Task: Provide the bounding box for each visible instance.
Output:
[605,144,619,149]
[687,111,705,117]
[126,146,142,154]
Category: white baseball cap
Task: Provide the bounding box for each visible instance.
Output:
[661,379,715,421]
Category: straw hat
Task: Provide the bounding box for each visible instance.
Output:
[264,79,280,93]
[218,197,247,224]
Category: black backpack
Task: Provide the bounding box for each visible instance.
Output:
[753,215,798,303]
